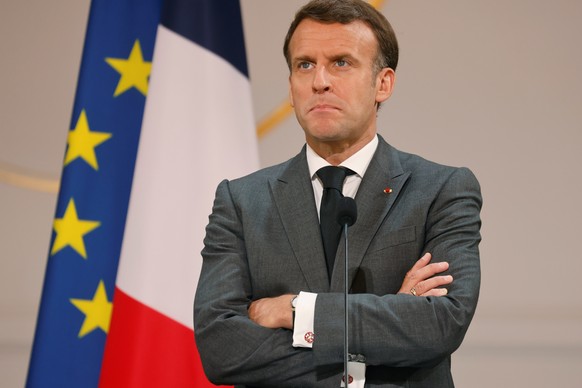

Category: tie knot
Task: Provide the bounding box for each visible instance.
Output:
[316,166,353,191]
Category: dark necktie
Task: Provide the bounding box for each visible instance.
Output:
[316,166,354,281]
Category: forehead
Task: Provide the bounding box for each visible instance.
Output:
[288,19,378,61]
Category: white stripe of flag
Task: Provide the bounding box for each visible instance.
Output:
[116,23,258,330]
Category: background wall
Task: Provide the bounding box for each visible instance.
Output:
[1,1,581,386]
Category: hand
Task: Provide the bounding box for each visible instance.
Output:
[248,294,295,330]
[398,252,452,297]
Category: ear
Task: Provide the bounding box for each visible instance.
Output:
[375,67,395,104]
[288,75,295,107]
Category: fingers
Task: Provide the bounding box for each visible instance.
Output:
[398,252,452,296]
[421,288,449,297]
[248,300,263,324]
[415,274,453,296]
[407,261,449,284]
[403,254,448,285]
[407,252,432,273]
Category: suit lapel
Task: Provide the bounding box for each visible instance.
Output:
[331,137,410,291]
[270,149,330,293]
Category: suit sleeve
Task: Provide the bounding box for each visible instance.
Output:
[194,179,339,387]
[313,167,482,368]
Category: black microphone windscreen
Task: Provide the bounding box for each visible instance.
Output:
[337,197,357,227]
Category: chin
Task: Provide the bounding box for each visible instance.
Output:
[305,124,344,140]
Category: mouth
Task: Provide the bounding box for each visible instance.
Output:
[309,104,340,113]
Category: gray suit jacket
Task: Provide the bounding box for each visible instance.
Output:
[194,136,482,387]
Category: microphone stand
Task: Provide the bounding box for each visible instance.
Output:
[337,197,357,387]
[343,222,349,387]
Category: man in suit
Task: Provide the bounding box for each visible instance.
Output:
[194,0,482,386]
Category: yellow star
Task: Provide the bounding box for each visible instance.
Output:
[64,109,112,170]
[51,198,100,259]
[70,280,113,338]
[106,39,152,97]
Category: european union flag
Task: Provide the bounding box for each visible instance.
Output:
[27,1,162,386]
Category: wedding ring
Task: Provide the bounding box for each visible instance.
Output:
[410,287,417,296]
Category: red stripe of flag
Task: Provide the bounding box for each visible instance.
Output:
[99,288,223,387]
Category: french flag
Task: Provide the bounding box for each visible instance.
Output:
[100,1,258,386]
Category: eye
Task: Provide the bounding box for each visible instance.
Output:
[298,62,313,70]
[336,59,348,67]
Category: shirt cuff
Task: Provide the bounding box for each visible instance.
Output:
[292,291,317,348]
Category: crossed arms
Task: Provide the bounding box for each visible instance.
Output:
[249,252,452,330]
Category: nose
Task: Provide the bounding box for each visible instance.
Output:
[312,66,331,93]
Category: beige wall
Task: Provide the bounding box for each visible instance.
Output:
[1,1,581,386]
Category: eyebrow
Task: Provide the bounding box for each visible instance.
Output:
[330,53,359,64]
[292,53,360,66]
[291,55,315,65]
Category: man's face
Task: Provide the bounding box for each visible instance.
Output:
[288,19,394,149]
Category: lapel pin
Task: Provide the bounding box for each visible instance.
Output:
[383,187,393,194]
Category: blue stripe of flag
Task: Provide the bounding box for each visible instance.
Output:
[27,1,162,386]
[160,0,249,77]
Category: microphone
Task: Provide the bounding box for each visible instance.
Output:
[337,197,357,227]
[337,197,357,387]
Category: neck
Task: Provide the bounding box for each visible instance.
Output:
[308,132,376,166]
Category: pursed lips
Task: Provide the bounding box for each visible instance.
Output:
[309,103,340,113]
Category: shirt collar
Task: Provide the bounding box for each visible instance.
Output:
[306,135,379,179]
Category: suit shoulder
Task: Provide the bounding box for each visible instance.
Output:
[231,158,293,185]
[219,152,303,198]
[394,147,478,183]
